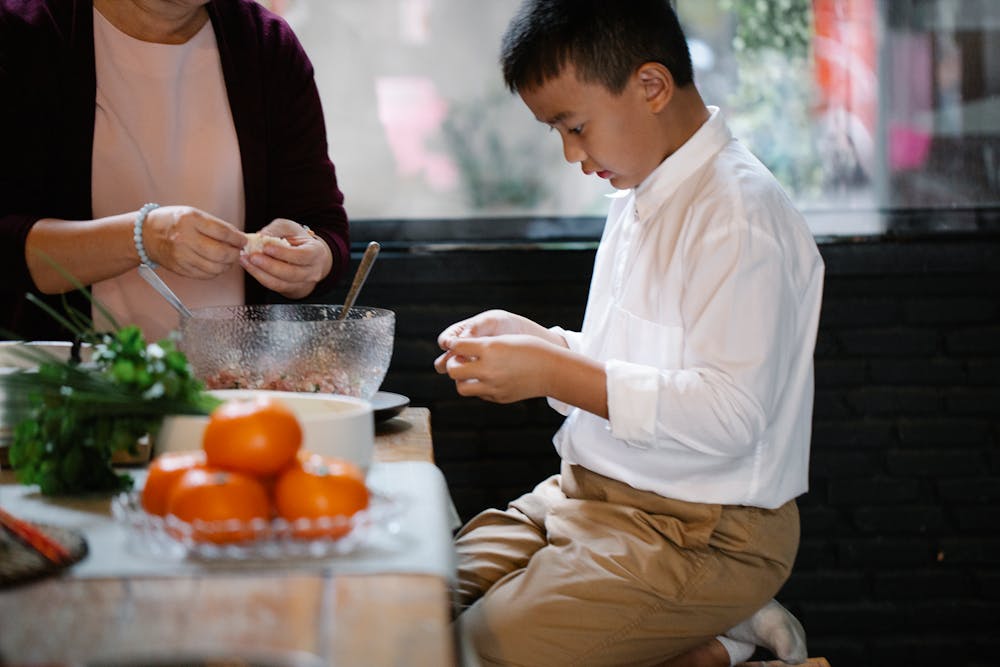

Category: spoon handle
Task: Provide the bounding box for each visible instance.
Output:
[138,264,193,319]
[339,241,380,320]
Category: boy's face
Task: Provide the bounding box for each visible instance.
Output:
[520,64,667,190]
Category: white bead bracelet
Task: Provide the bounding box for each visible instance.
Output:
[134,202,160,268]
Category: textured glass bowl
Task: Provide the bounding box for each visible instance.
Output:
[178,305,394,400]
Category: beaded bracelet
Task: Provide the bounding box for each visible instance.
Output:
[134,202,160,269]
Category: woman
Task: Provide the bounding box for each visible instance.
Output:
[0,0,349,341]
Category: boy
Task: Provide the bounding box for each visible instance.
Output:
[435,1,824,666]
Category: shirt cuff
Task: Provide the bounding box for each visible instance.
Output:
[549,326,583,353]
[546,326,582,415]
[546,396,572,415]
[606,358,658,447]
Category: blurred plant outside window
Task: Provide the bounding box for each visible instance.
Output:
[262,0,1000,237]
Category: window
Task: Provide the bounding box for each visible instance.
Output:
[679,0,1000,235]
[265,0,1000,238]
[267,0,609,227]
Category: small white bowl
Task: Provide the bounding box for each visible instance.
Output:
[0,340,93,368]
[155,389,374,473]
[1,341,94,452]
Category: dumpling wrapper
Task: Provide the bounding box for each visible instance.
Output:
[243,233,292,255]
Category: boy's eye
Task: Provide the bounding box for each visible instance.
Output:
[568,125,584,135]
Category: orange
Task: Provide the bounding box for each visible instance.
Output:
[141,450,206,516]
[274,452,370,539]
[202,395,302,477]
[166,467,271,544]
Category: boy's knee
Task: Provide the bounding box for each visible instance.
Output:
[458,598,535,666]
[458,584,585,667]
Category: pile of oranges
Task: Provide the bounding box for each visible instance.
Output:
[141,395,370,544]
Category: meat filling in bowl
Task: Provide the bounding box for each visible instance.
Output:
[204,368,356,395]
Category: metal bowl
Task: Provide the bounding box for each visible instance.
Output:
[177,305,395,400]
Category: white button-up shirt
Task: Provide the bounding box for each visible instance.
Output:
[550,107,824,509]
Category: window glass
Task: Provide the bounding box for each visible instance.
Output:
[882,0,1000,210]
[266,0,611,222]
[680,0,1000,235]
[264,0,1000,234]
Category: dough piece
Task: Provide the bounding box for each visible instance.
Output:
[243,233,292,255]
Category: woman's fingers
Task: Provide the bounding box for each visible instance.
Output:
[193,210,248,249]
[145,206,244,277]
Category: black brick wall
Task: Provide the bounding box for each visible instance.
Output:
[348,235,1000,667]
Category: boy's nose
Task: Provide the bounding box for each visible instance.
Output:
[561,137,586,165]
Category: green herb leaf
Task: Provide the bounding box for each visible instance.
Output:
[2,292,220,496]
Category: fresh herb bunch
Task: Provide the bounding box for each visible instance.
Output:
[2,289,221,496]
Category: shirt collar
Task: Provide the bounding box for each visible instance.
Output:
[633,106,731,223]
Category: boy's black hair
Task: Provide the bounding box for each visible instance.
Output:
[500,0,694,94]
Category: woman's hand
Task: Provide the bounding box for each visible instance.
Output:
[144,206,246,278]
[239,218,333,299]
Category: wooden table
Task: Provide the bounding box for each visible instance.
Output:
[0,408,458,667]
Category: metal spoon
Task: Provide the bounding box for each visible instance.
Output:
[338,241,380,321]
[138,264,193,319]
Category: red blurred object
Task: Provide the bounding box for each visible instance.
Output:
[813,0,879,175]
[814,0,878,130]
[0,505,72,565]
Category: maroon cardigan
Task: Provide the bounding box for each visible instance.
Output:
[0,0,349,340]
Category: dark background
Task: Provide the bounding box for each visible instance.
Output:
[334,216,1000,667]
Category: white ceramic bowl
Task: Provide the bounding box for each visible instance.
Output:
[0,340,92,368]
[155,389,375,473]
[1,341,93,453]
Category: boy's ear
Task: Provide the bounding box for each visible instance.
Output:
[636,62,674,113]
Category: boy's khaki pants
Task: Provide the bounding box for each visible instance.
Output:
[455,462,799,667]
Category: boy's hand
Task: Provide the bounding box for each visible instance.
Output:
[434,309,566,375]
[437,309,529,343]
[437,334,556,403]
[435,311,608,416]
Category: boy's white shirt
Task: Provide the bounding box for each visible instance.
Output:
[548,107,824,509]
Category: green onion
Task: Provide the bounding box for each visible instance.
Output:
[2,288,221,495]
